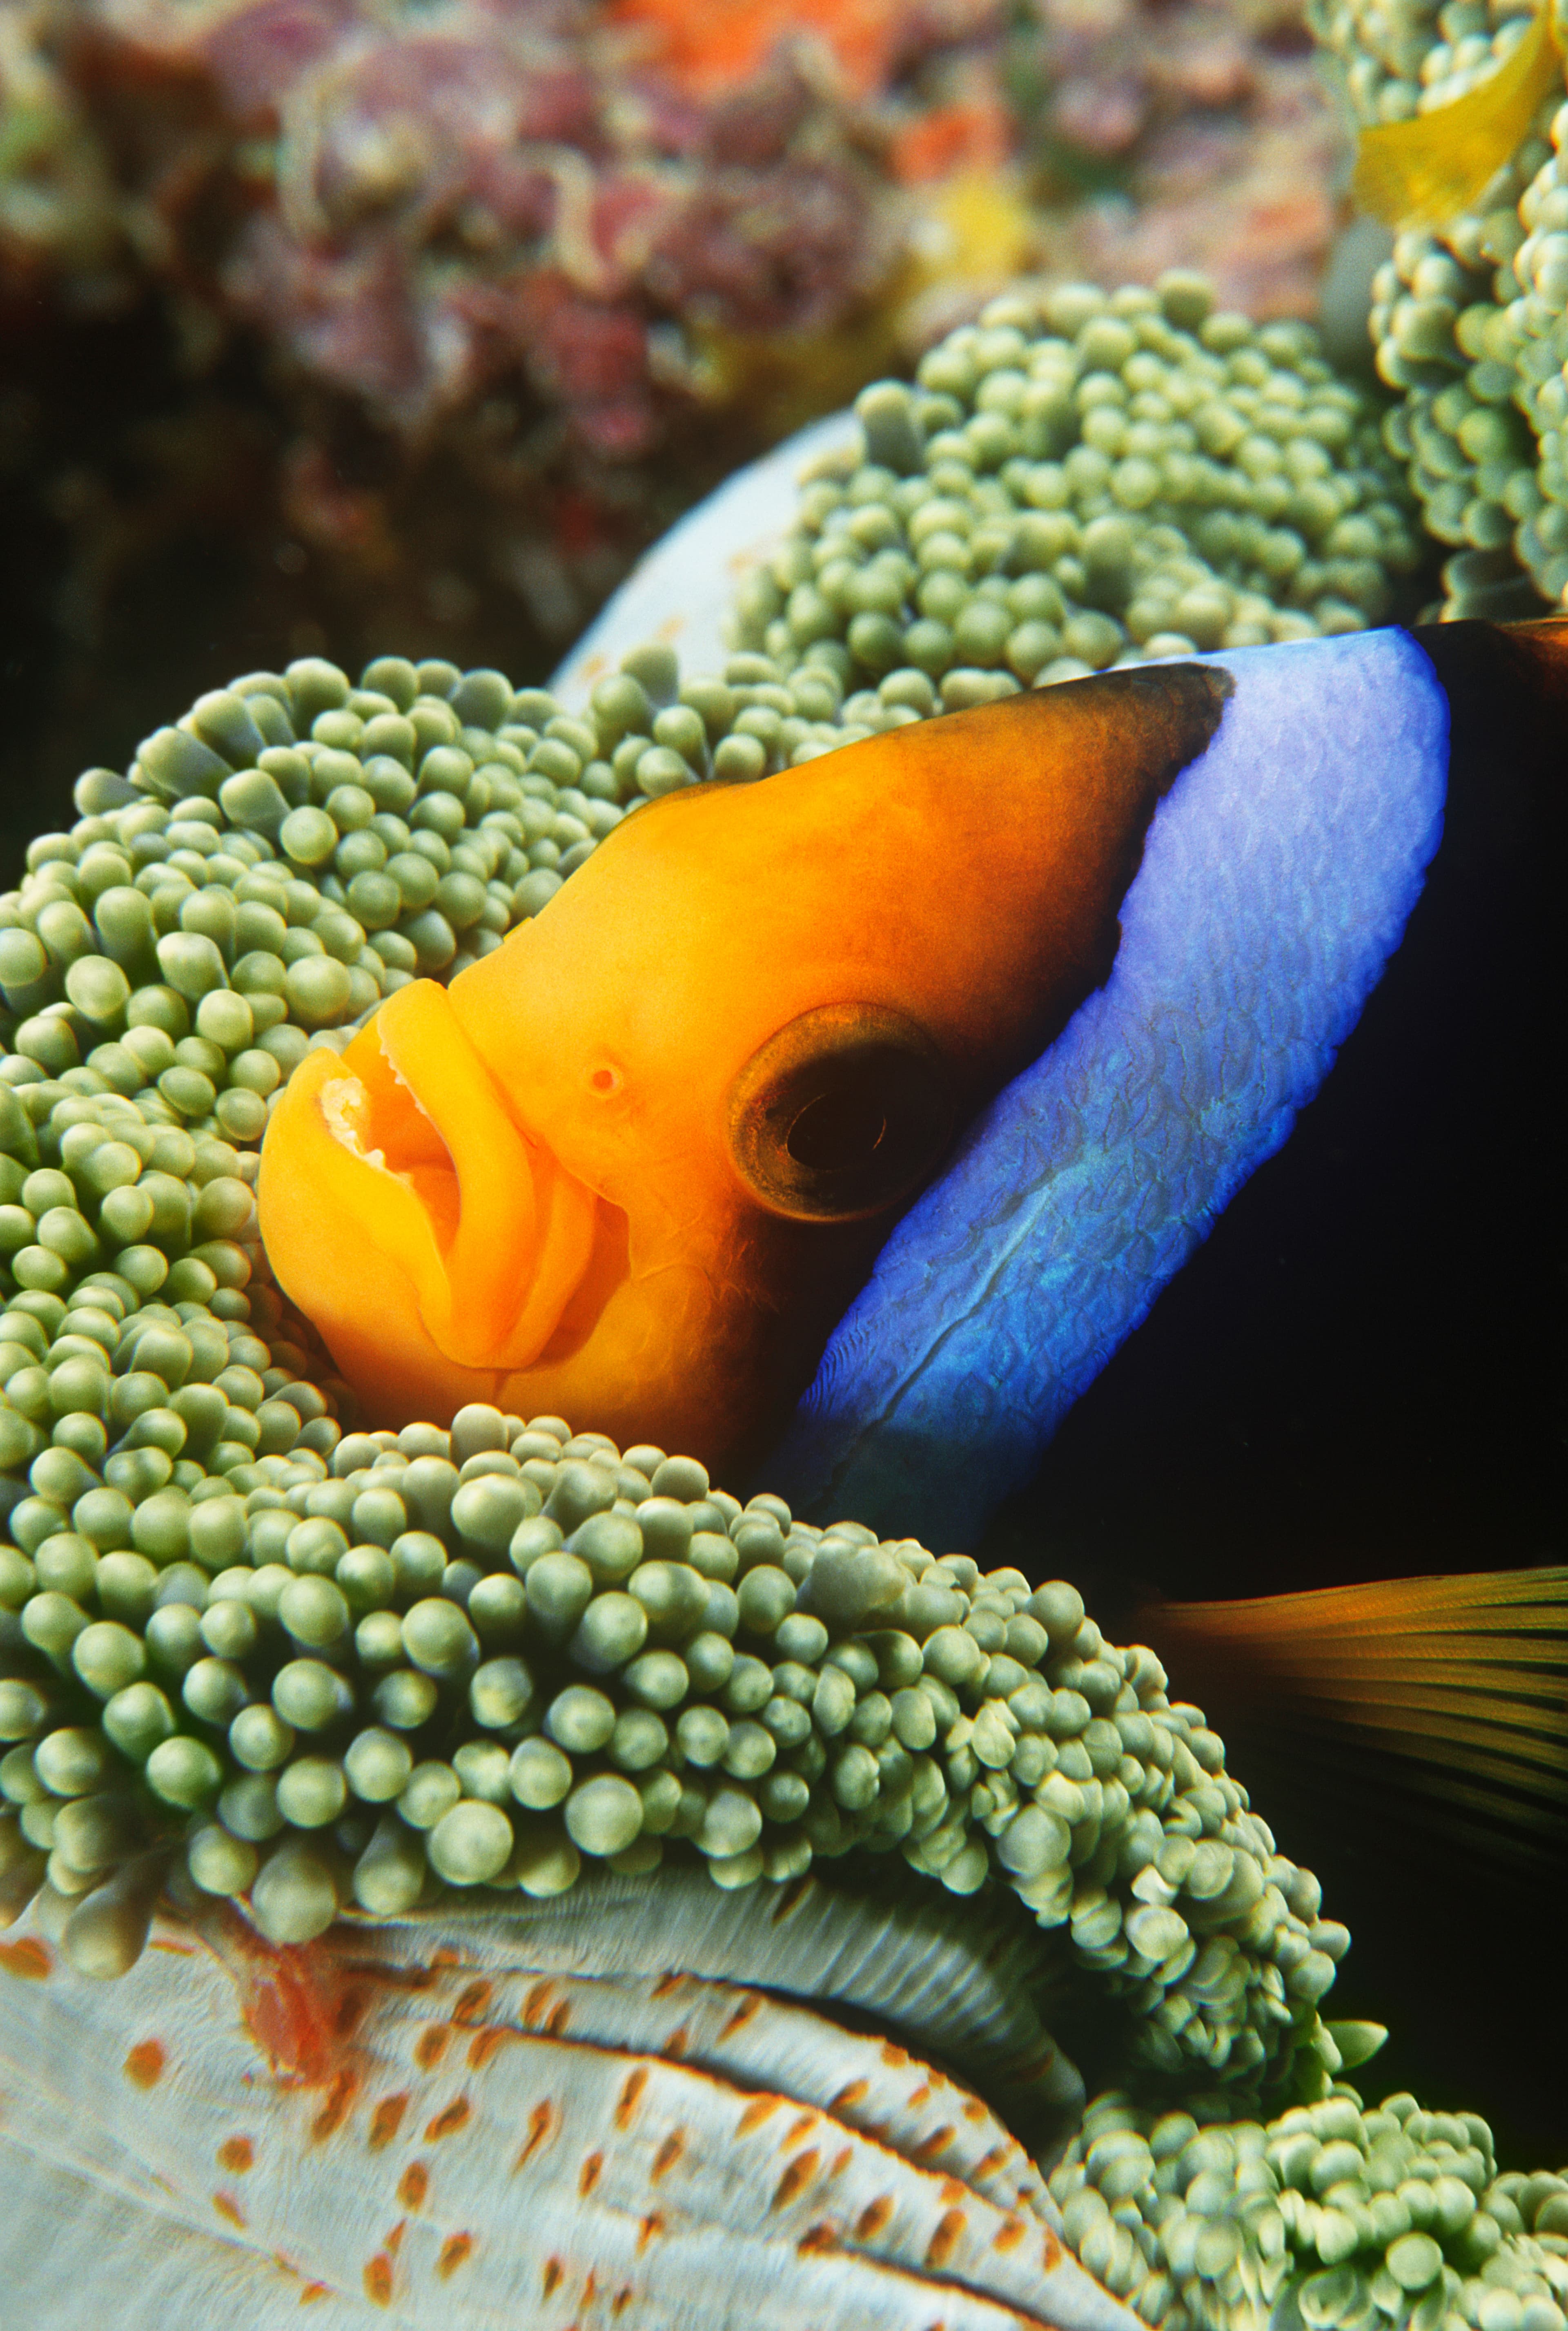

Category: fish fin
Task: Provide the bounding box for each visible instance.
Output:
[1138,1567,1568,1873]
[1351,7,1562,230]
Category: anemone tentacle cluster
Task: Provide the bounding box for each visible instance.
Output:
[1307,0,1568,618]
[1360,110,1568,620]
[2,1387,1350,2100]
[726,275,1421,711]
[1309,0,1550,125]
[0,537,1354,2120]
[1051,2084,1568,2331]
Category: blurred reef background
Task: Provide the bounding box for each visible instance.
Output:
[1,0,1347,872]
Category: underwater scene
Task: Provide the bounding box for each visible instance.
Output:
[1,0,1565,2322]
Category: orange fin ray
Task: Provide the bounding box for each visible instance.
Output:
[1252,1715,1568,1867]
[1141,1567,1568,1871]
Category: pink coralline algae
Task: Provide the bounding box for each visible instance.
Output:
[1028,0,1345,325]
[0,0,1351,848]
[9,0,1347,453]
[80,0,901,450]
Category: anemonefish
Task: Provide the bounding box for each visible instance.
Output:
[766,615,1566,1552]
[755,614,1567,1927]
[259,609,1566,1937]
[259,655,1234,1462]
[258,616,1566,1553]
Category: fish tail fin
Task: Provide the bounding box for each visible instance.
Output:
[1352,4,1563,230]
[1137,1567,1568,1874]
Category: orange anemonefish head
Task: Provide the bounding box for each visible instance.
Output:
[257,664,1228,1465]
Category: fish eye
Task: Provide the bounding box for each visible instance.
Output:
[726,1005,954,1221]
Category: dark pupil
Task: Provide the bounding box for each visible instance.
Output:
[786,1088,888,1172]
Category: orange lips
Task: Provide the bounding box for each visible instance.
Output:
[257,663,1230,1469]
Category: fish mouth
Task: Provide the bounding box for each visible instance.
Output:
[260,979,615,1380]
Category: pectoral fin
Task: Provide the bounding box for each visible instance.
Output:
[1140,1567,1568,1872]
[1352,6,1562,231]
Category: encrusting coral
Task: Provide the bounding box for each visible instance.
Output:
[0,0,1345,834]
[0,279,1561,2331]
